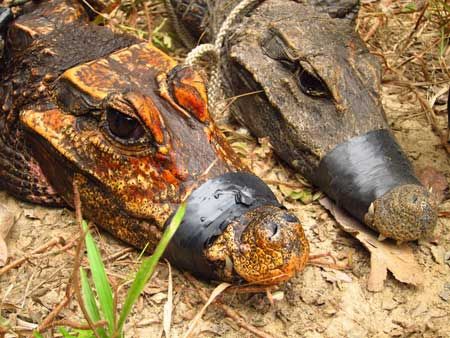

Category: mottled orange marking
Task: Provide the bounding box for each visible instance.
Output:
[205,206,309,285]
[62,61,121,100]
[170,67,209,122]
[109,43,177,73]
[161,169,178,185]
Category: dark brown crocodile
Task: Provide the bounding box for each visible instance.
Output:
[0,0,309,284]
[168,0,438,242]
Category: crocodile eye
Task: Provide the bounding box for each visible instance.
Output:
[298,69,330,98]
[106,107,145,141]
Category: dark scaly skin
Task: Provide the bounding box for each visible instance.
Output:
[169,0,438,242]
[0,0,309,284]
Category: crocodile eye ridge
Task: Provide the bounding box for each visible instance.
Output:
[261,31,331,99]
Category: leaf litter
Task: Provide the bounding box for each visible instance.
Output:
[319,197,424,292]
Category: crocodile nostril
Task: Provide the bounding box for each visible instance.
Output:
[266,221,279,239]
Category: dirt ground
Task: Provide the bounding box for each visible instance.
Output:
[1,0,450,337]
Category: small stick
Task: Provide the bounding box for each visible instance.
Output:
[309,252,337,265]
[363,17,383,42]
[308,252,349,270]
[142,1,153,41]
[0,237,64,276]
[264,179,306,189]
[184,274,274,338]
[36,292,72,333]
[40,319,107,331]
[104,247,134,263]
[30,236,79,259]
[226,285,278,294]
[394,2,429,62]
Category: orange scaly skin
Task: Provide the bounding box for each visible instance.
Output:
[0,0,309,284]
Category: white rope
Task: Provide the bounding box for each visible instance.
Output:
[185,43,216,66]
[184,0,264,115]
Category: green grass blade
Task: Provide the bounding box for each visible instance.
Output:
[58,327,78,338]
[33,333,44,338]
[117,203,186,333]
[80,267,108,338]
[82,221,115,335]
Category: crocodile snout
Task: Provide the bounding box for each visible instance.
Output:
[365,184,438,242]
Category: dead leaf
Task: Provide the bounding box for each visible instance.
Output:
[321,269,353,283]
[183,282,231,338]
[0,204,16,266]
[417,166,448,204]
[319,198,423,292]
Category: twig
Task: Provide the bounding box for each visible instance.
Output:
[226,285,278,294]
[40,319,107,331]
[30,236,79,259]
[308,252,349,270]
[363,17,383,42]
[362,0,394,42]
[142,1,153,41]
[183,282,230,338]
[0,237,64,276]
[184,274,274,338]
[36,292,72,332]
[394,38,441,69]
[394,2,429,61]
[104,247,134,263]
[264,179,306,189]
[409,85,450,153]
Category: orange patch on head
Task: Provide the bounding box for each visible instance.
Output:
[109,43,177,73]
[168,67,210,122]
[61,60,124,101]
[20,108,74,135]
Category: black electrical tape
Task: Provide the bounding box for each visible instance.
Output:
[315,129,420,222]
[163,172,280,281]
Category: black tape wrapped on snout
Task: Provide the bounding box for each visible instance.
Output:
[163,172,281,281]
[316,129,420,221]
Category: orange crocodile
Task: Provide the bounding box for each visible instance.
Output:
[0,0,309,284]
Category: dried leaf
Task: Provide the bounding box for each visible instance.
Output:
[279,185,313,204]
[321,269,353,283]
[0,204,15,266]
[319,198,423,292]
[417,166,448,203]
[182,282,231,338]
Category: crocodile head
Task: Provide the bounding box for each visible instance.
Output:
[217,0,437,241]
[15,18,308,284]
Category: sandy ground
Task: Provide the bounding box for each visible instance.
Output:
[1,1,450,337]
